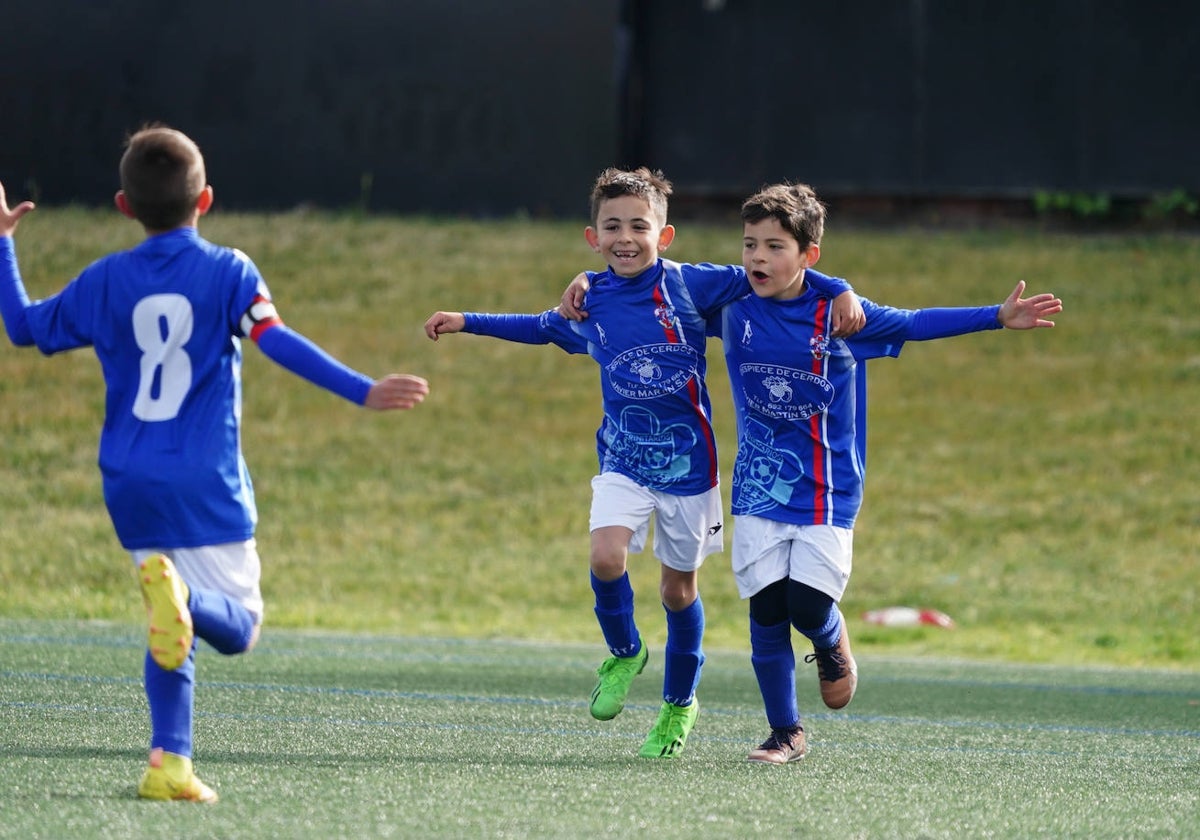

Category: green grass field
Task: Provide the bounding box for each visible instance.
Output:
[0,210,1197,835]
[2,619,1198,839]
[1,209,1195,666]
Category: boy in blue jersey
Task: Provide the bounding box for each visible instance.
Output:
[0,126,430,802]
[424,167,863,758]
[719,183,1062,764]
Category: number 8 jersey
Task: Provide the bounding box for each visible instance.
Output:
[22,228,267,550]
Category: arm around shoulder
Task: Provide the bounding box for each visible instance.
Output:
[803,271,865,338]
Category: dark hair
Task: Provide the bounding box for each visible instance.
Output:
[741,182,826,249]
[118,125,206,230]
[589,167,672,226]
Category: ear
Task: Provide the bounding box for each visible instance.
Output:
[803,243,821,267]
[114,191,137,219]
[584,226,601,252]
[657,224,676,252]
[196,185,214,216]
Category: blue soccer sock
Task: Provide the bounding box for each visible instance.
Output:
[144,645,196,757]
[749,616,799,730]
[796,603,843,651]
[591,572,641,658]
[663,597,705,707]
[188,587,256,655]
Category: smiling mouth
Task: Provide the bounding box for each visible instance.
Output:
[614,250,639,260]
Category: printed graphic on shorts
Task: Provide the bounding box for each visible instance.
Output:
[732,417,804,514]
[604,405,696,485]
[739,362,833,421]
[607,343,700,400]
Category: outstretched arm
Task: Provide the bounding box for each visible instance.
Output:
[426,310,552,345]
[0,182,38,346]
[362,374,430,411]
[997,280,1062,329]
[256,324,428,411]
[902,281,1063,342]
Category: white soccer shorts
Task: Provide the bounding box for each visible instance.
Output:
[132,539,264,624]
[589,472,724,572]
[731,515,853,601]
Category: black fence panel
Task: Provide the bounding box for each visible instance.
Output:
[0,0,619,216]
[2,1,1193,216]
[627,0,1199,203]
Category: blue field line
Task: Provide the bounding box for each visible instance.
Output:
[4,698,1199,766]
[5,668,1199,743]
[0,631,141,650]
[815,710,1200,740]
[0,629,600,669]
[0,670,133,688]
[862,673,1200,699]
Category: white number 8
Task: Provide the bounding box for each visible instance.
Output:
[132,294,194,421]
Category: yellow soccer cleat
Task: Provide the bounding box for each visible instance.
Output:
[137,749,218,803]
[138,553,193,671]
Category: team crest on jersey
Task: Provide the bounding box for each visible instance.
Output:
[809,334,829,359]
[654,302,676,329]
[741,319,753,346]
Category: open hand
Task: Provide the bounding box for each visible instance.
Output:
[998,281,1063,329]
[0,181,36,237]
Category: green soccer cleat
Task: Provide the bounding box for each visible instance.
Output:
[138,553,193,671]
[589,642,648,721]
[137,749,218,803]
[638,699,700,759]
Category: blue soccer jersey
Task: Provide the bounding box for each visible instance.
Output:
[719,270,1003,527]
[464,259,848,496]
[19,228,267,549]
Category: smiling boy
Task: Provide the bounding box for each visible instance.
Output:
[425,168,863,758]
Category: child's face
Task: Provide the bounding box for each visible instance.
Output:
[585,195,674,278]
[742,217,818,300]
